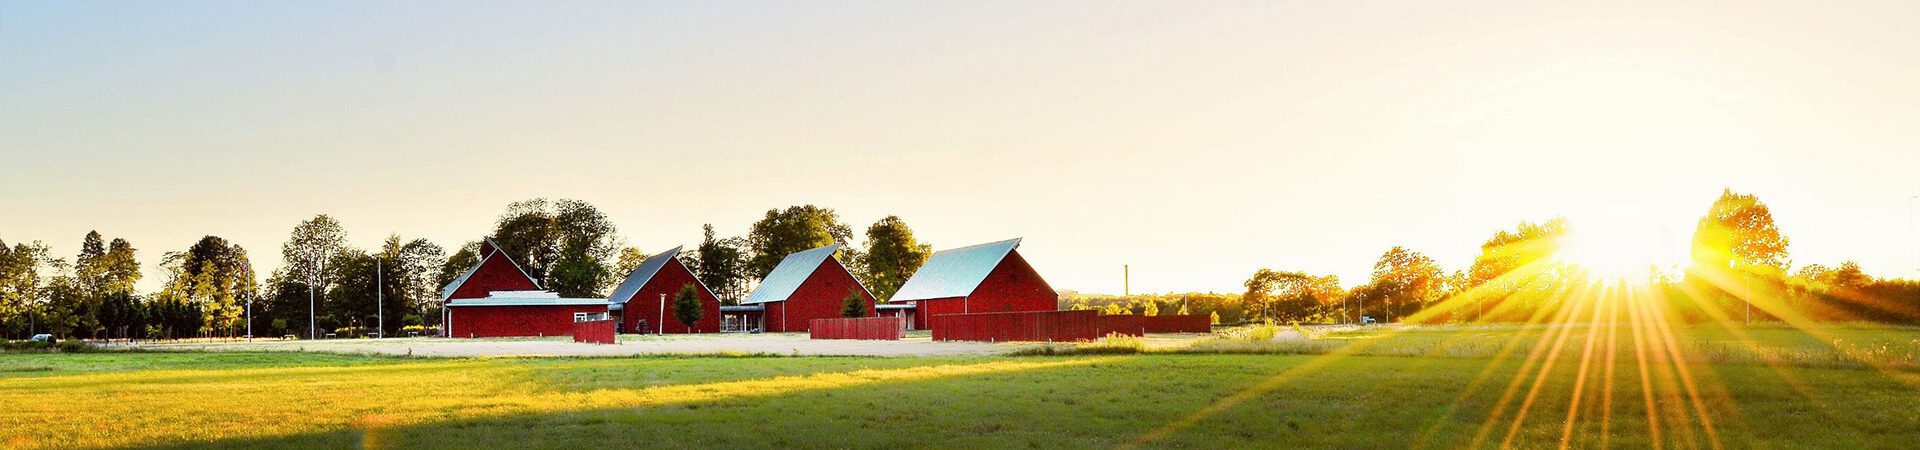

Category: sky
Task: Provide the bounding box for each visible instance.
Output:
[3,1,1919,295]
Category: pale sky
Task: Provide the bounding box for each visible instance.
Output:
[3,1,1918,295]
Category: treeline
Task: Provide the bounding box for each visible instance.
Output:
[1064,189,1919,327]
[0,200,937,340]
[1215,189,1919,326]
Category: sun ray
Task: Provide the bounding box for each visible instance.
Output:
[1500,280,1599,449]
[1559,281,1611,449]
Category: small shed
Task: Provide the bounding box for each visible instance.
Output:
[888,238,1057,330]
[606,246,721,334]
[737,244,875,333]
[446,290,610,338]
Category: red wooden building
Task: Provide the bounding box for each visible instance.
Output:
[446,291,610,338]
[606,246,721,334]
[883,238,1057,330]
[438,239,540,302]
[441,239,604,338]
[731,244,874,333]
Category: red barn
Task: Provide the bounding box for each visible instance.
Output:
[446,291,609,338]
[733,244,874,333]
[439,239,569,337]
[885,238,1057,330]
[606,246,721,334]
[438,239,540,302]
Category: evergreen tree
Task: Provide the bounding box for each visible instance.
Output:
[841,288,867,318]
[672,284,703,328]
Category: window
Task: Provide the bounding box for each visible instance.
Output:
[575,312,608,323]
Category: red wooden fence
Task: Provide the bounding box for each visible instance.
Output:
[1097,314,1211,335]
[932,311,1214,342]
[931,310,1107,342]
[809,317,903,340]
[571,319,616,344]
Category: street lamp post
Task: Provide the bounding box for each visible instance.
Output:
[376,258,383,339]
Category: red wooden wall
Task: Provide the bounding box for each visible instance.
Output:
[614,257,721,334]
[931,310,1111,342]
[446,255,540,300]
[571,319,616,344]
[449,304,608,338]
[907,250,1056,330]
[809,317,901,340]
[764,257,875,332]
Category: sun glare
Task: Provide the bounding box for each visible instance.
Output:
[1556,219,1682,283]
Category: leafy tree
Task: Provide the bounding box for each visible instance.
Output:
[1460,219,1571,322]
[1691,189,1790,276]
[0,240,52,338]
[283,215,346,338]
[326,249,403,337]
[176,236,253,337]
[672,283,703,328]
[1363,246,1445,323]
[96,290,146,340]
[692,225,750,304]
[841,288,867,318]
[1243,269,1343,323]
[861,216,932,301]
[490,199,620,296]
[746,205,854,280]
[387,237,446,329]
[1142,299,1160,316]
[437,241,481,291]
[100,238,141,294]
[614,246,648,276]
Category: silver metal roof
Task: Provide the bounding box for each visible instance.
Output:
[606,246,682,304]
[446,296,608,307]
[887,238,1022,302]
[740,244,844,305]
[438,238,541,300]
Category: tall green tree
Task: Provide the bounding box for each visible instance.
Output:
[490,199,619,297]
[1363,246,1445,323]
[672,283,703,328]
[1460,219,1572,322]
[1242,269,1344,323]
[692,225,749,304]
[100,238,141,294]
[1691,189,1790,276]
[0,239,53,338]
[746,205,854,280]
[437,241,481,292]
[614,246,648,276]
[283,215,347,339]
[861,216,931,302]
[387,236,446,329]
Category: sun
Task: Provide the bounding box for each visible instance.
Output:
[1555,218,1683,283]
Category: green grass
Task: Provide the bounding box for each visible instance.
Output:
[3,325,1918,449]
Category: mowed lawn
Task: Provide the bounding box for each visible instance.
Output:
[3,325,1918,449]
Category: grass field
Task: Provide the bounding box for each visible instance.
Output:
[3,324,1917,449]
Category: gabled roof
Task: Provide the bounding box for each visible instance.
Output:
[606,245,689,304]
[439,238,540,300]
[447,292,607,307]
[740,244,870,304]
[889,238,1022,302]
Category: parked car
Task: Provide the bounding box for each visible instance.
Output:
[28,334,55,343]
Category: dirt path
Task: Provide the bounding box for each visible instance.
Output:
[135,333,1045,358]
